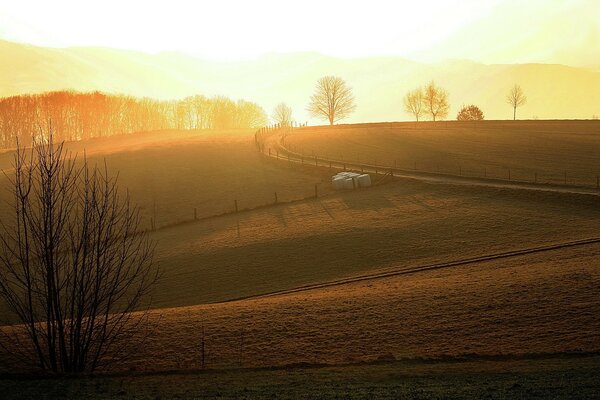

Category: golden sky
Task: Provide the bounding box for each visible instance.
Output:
[0,0,598,66]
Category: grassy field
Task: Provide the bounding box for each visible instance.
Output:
[145,177,600,308]
[2,127,599,310]
[91,239,599,373]
[284,120,600,186]
[0,125,599,398]
[2,356,599,399]
[0,129,332,228]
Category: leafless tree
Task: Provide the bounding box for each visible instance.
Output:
[403,88,424,121]
[423,81,450,121]
[0,130,158,374]
[272,103,293,127]
[506,84,527,120]
[307,76,356,125]
[234,100,268,129]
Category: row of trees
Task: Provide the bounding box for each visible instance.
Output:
[404,82,527,122]
[272,77,529,127]
[0,91,267,148]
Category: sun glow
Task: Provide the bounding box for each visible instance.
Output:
[1,0,503,61]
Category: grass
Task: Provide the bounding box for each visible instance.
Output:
[0,129,332,228]
[1,355,599,399]
[285,120,600,186]
[1,125,599,398]
[97,240,599,373]
[146,177,600,308]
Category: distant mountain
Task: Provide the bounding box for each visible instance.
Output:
[1,39,599,122]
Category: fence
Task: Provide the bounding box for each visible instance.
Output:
[255,124,600,192]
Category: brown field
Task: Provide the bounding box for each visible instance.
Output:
[2,356,599,399]
[284,120,600,186]
[1,124,600,396]
[0,129,332,228]
[147,178,600,308]
[89,239,600,372]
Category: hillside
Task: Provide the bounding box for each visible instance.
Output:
[1,40,600,121]
[0,126,599,395]
[2,127,600,311]
[286,120,600,186]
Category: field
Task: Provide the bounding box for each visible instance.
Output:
[2,357,600,399]
[1,123,600,397]
[0,129,332,228]
[103,237,600,373]
[147,178,600,309]
[284,120,600,186]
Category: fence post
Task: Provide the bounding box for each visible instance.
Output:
[343,164,346,171]
[200,325,206,369]
[239,329,244,368]
[315,156,318,167]
[274,192,278,204]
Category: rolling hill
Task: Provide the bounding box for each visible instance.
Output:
[1,39,600,122]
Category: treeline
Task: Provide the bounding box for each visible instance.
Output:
[0,91,267,148]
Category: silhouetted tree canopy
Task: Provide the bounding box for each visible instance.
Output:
[456,105,484,121]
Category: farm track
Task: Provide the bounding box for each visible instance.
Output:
[216,236,600,304]
[211,128,600,304]
[261,130,600,197]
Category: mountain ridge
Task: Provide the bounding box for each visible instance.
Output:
[1,39,599,122]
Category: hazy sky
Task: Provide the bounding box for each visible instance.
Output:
[0,0,598,65]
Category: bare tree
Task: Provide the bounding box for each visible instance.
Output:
[423,81,450,121]
[307,76,356,125]
[0,131,157,374]
[235,100,268,129]
[506,84,527,120]
[272,103,293,127]
[403,88,424,121]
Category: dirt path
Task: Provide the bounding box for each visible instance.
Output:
[259,130,600,197]
[213,236,600,304]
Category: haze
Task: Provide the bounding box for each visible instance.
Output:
[1,0,598,65]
